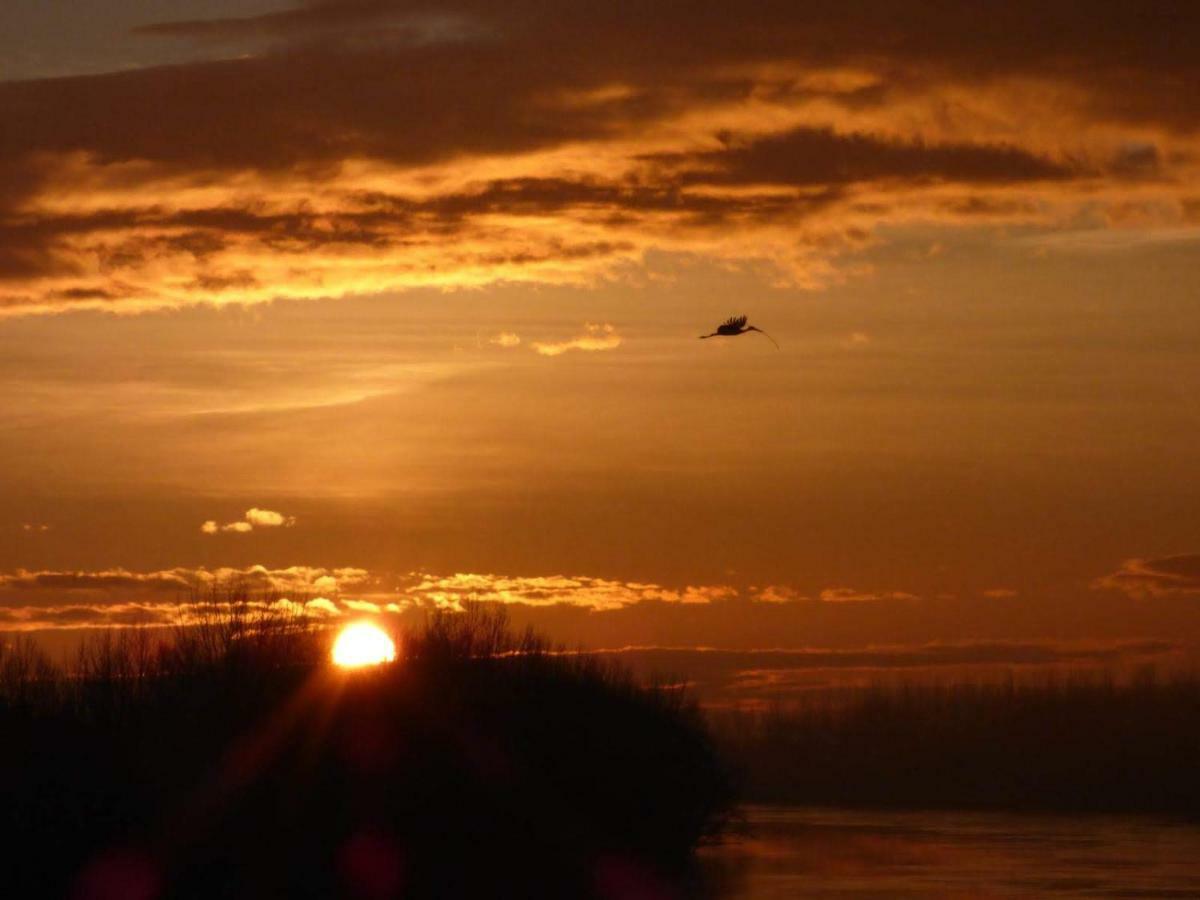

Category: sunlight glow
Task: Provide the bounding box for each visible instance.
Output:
[332,622,397,668]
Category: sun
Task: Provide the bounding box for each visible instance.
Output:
[332,621,397,668]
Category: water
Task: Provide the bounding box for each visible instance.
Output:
[701,806,1200,899]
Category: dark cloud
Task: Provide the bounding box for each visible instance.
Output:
[1110,142,1163,179]
[4,2,1195,179]
[650,127,1078,188]
[937,196,1041,218]
[35,604,174,627]
[132,1,421,42]
[0,42,660,175]
[0,565,372,607]
[190,271,259,293]
[134,1,1199,69]
[0,569,191,594]
[132,1,1200,128]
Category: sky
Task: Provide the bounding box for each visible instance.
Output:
[3,1,1200,697]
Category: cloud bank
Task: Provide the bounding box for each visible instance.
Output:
[0,564,899,629]
[8,561,1200,655]
[0,1,1197,314]
[2,559,1190,705]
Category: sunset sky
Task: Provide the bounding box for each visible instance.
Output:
[3,2,1200,693]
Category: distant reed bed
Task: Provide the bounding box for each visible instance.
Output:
[711,671,1200,816]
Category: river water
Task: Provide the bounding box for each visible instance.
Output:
[700,805,1200,898]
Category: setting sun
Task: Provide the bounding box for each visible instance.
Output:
[332,622,397,668]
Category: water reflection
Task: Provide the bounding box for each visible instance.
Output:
[701,806,1200,898]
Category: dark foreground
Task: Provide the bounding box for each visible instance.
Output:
[1,608,734,899]
[8,609,1200,899]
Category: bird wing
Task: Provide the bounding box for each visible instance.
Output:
[722,315,747,330]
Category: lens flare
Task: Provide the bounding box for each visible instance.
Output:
[332,622,397,668]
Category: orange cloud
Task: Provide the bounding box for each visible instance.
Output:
[404,572,718,610]
[201,508,296,534]
[1094,555,1200,600]
[532,323,622,357]
[842,332,871,348]
[244,507,296,527]
[819,587,919,604]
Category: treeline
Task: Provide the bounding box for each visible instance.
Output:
[711,672,1200,816]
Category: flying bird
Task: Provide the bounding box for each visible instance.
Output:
[698,315,779,349]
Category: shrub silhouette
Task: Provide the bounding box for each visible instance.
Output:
[1,599,735,899]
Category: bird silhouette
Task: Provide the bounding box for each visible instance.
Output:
[699,315,779,349]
